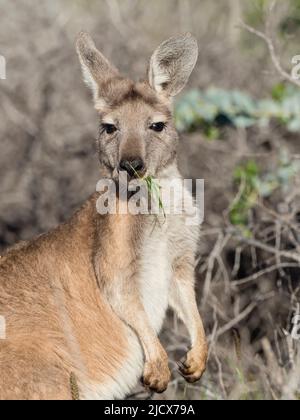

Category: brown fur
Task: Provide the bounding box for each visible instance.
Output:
[0,33,207,400]
[0,196,132,399]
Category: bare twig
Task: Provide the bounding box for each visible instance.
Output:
[239,20,300,88]
[212,302,258,339]
[232,246,242,278]
[202,234,224,305]
[232,263,300,287]
[213,349,227,399]
[234,234,300,264]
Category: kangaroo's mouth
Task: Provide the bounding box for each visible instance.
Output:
[115,174,149,201]
[118,169,146,181]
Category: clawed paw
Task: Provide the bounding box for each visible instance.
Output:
[177,344,208,383]
[141,359,171,394]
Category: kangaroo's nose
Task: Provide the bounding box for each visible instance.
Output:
[119,158,145,177]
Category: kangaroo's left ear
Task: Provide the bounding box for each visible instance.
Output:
[148,33,198,98]
[76,31,120,107]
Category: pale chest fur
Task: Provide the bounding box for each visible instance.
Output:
[139,221,172,333]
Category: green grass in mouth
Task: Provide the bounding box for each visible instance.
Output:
[129,165,166,219]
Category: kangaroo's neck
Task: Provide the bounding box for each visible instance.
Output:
[69,161,181,281]
[155,161,181,180]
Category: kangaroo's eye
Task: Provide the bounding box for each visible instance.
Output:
[102,123,117,134]
[149,122,166,132]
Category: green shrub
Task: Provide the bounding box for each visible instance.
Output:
[229,153,300,231]
[175,86,300,135]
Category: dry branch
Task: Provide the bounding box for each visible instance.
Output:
[239,14,300,88]
[233,234,300,265]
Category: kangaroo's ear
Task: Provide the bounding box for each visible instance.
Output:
[148,33,198,98]
[76,31,119,107]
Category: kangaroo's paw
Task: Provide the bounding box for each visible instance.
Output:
[178,342,208,383]
[142,357,171,393]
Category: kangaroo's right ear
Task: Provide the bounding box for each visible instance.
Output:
[76,31,119,108]
[148,33,198,98]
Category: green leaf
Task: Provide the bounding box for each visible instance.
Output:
[271,83,288,102]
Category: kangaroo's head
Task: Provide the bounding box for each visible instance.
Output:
[76,32,198,181]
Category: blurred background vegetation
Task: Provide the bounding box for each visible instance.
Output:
[0,0,300,400]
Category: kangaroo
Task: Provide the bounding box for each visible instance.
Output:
[0,32,208,400]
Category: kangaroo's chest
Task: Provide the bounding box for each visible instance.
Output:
[138,225,172,333]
